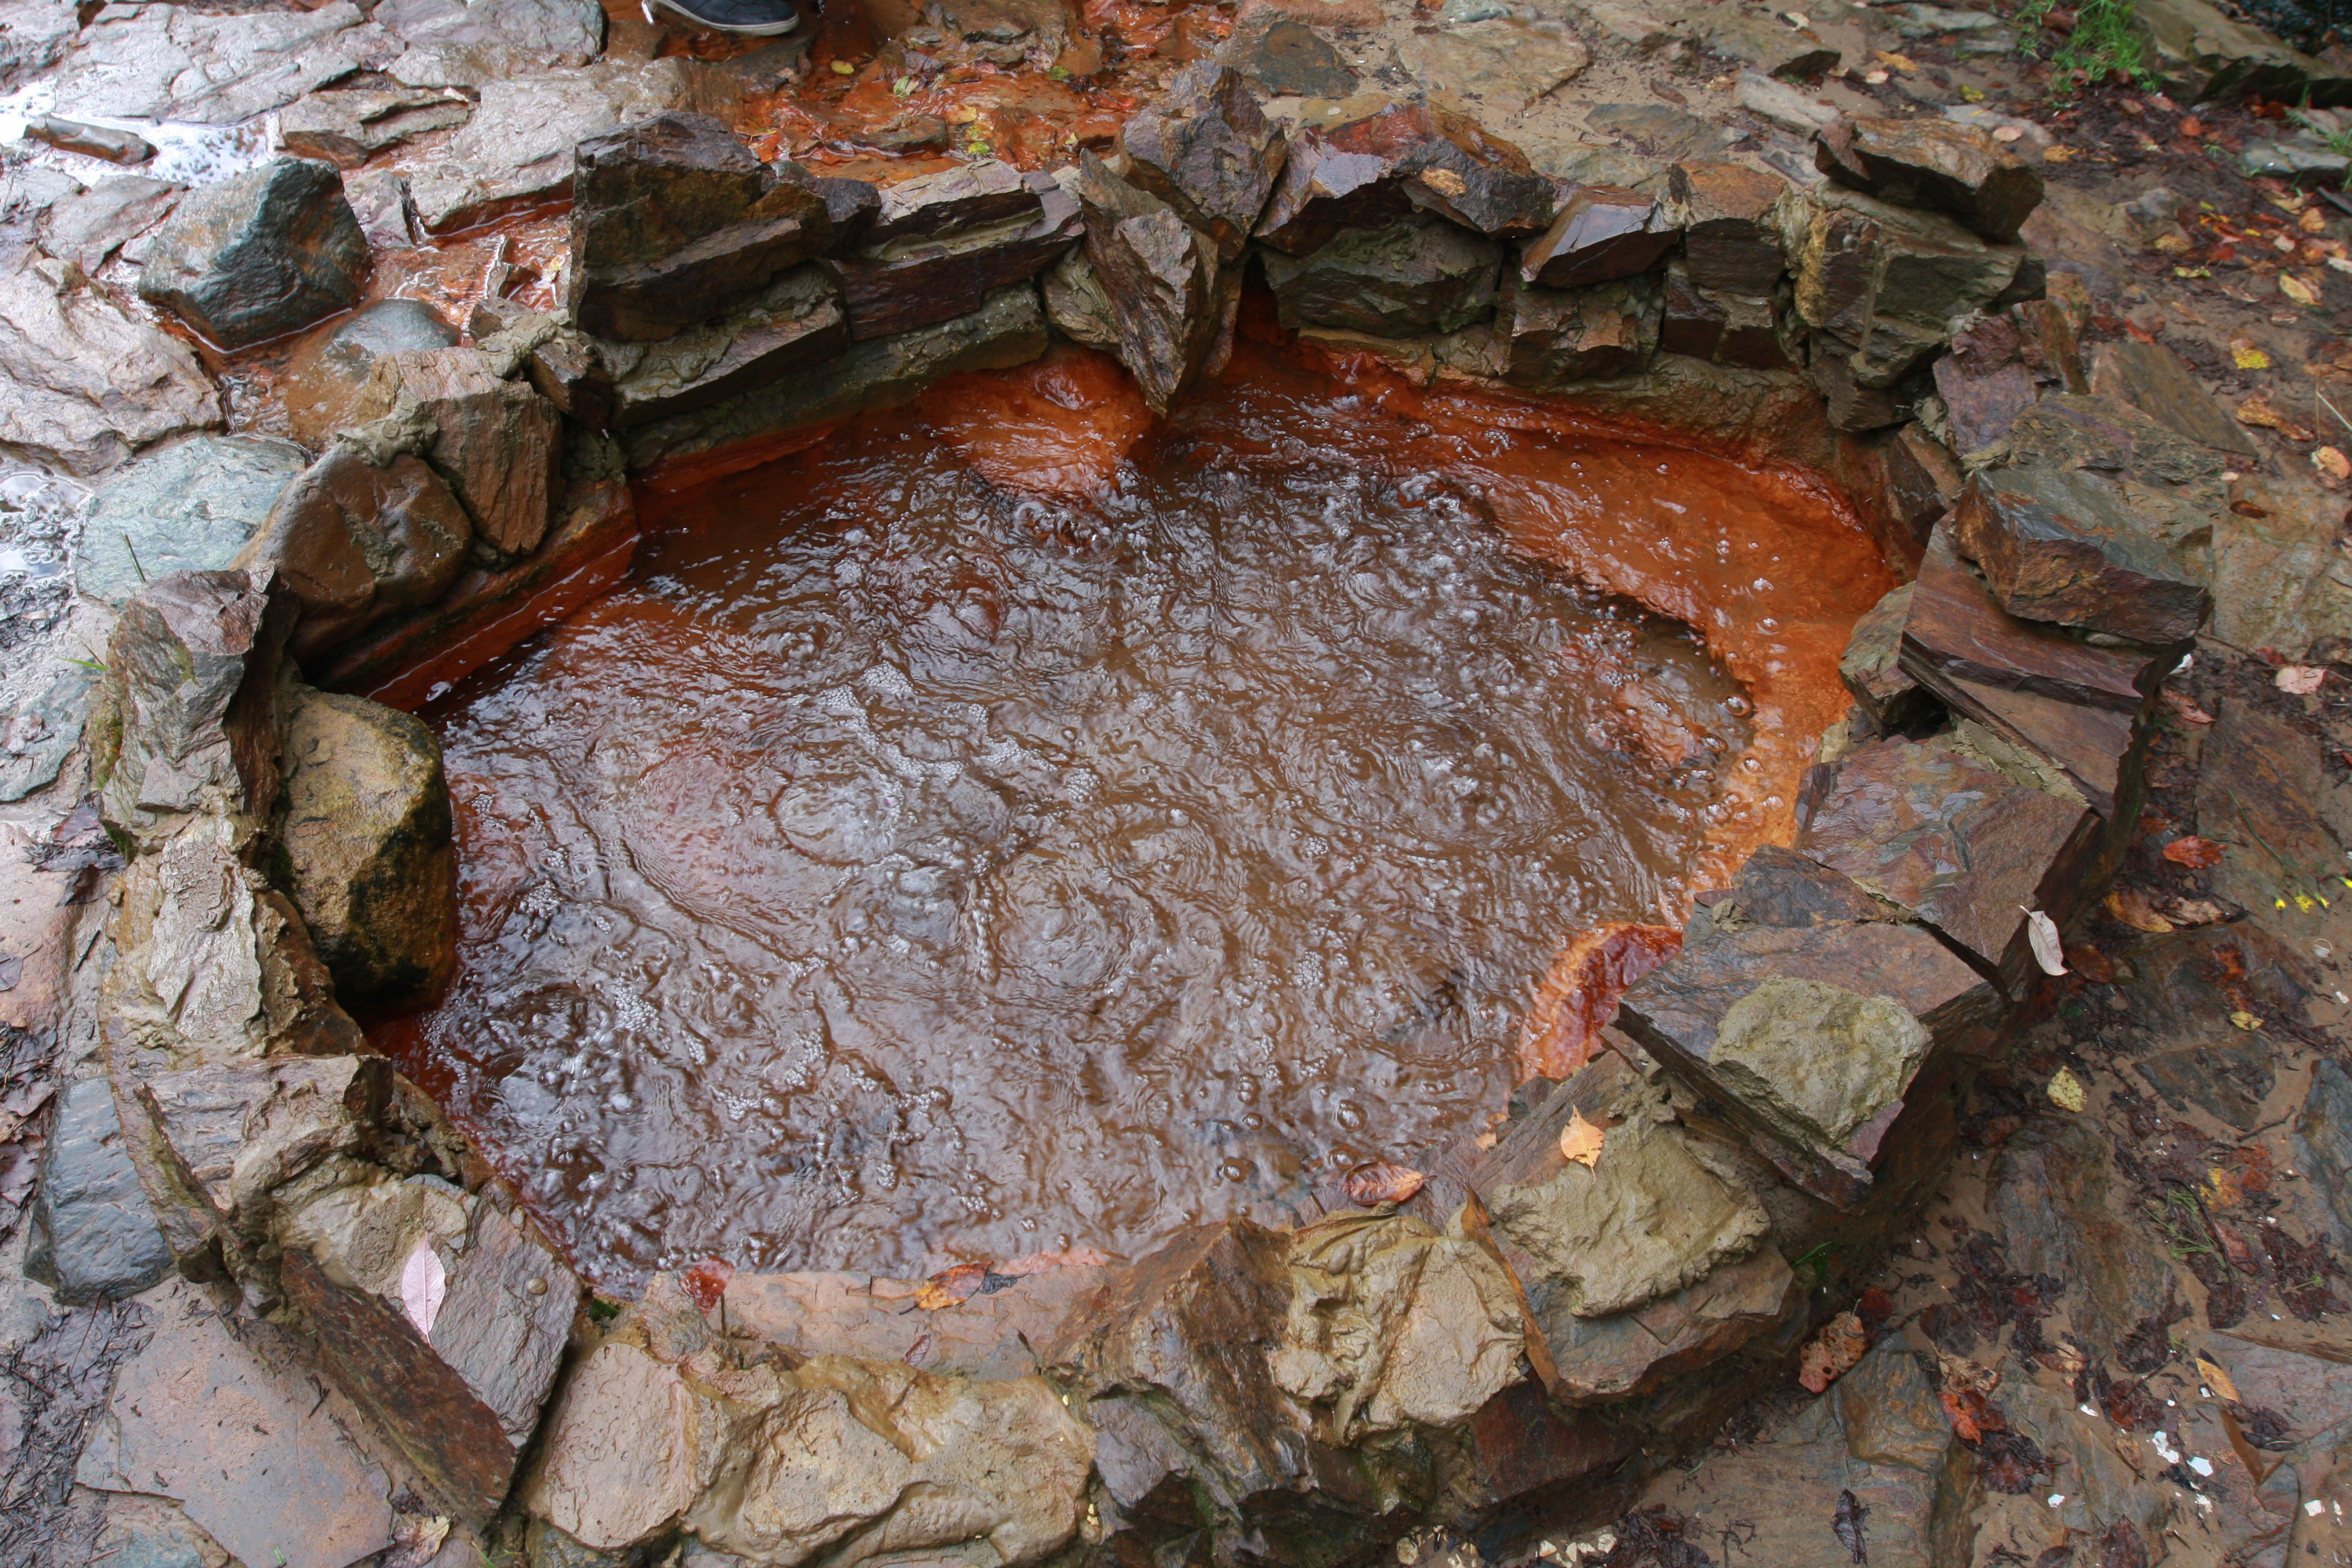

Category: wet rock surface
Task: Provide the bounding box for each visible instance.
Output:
[1952,465,2213,645]
[281,298,460,449]
[1815,113,2046,243]
[76,434,309,605]
[137,157,368,351]
[22,1075,175,1305]
[0,251,220,476]
[1261,213,1501,336]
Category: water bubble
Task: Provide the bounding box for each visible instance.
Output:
[1726,695,1753,716]
[1336,1102,1367,1131]
[1751,578,1772,594]
[1758,616,1780,633]
[1218,1158,1252,1183]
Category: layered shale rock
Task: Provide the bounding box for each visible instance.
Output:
[137,157,368,350]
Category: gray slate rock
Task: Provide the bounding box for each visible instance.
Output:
[404,60,743,235]
[377,0,603,88]
[0,664,96,803]
[137,157,369,350]
[0,0,74,90]
[23,1076,175,1306]
[77,434,310,604]
[0,250,221,477]
[342,168,419,251]
[278,86,472,168]
[53,2,401,125]
[37,175,181,275]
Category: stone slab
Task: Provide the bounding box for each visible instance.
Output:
[75,1283,396,1568]
[76,436,309,606]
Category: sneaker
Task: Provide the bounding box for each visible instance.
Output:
[642,0,800,35]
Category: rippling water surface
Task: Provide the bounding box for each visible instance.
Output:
[379,344,1890,1289]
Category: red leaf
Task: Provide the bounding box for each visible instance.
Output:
[1344,1161,1428,1207]
[2163,835,2224,869]
[681,1258,734,1313]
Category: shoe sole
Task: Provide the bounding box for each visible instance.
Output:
[643,0,800,34]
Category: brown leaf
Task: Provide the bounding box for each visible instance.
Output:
[2237,393,2318,442]
[2161,687,2215,725]
[1344,1161,1428,1207]
[1798,1310,1868,1393]
[915,1261,991,1310]
[2105,886,2175,933]
[2164,898,2229,927]
[2163,835,2224,868]
[1559,1109,1606,1168]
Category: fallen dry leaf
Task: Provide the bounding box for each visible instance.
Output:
[2231,1010,2265,1031]
[2282,273,2322,307]
[2042,145,2077,162]
[1560,1109,1606,1168]
[1864,67,1890,83]
[2025,908,2067,975]
[2276,664,2328,694]
[2163,835,2225,869]
[2105,887,2175,933]
[2208,1165,2245,1208]
[2315,446,2351,485]
[2233,342,2273,370]
[2180,116,2206,137]
[1344,1160,1428,1207]
[1798,1311,1869,1393]
[915,1261,992,1310]
[1873,47,1916,70]
[2166,898,2229,926]
[2238,393,2318,442]
[2197,1356,2241,1402]
[2048,1068,2087,1113]
[2303,207,2331,234]
[2045,1340,2088,1376]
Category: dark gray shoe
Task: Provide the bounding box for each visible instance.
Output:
[644,0,800,35]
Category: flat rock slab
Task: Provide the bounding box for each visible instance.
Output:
[0,252,221,477]
[1796,734,2100,988]
[1397,18,1590,109]
[405,60,743,235]
[724,1261,1112,1378]
[1951,465,2211,644]
[38,175,181,275]
[1254,99,1555,256]
[54,2,401,124]
[1262,213,1501,336]
[279,86,473,168]
[2089,338,2258,459]
[76,1284,396,1568]
[1815,113,2043,243]
[376,0,604,87]
[77,434,309,604]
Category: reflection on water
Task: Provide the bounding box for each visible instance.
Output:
[377,344,1890,1290]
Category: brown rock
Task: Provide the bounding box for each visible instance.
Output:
[1951,465,2212,644]
[232,448,472,657]
[1814,114,2044,243]
[1454,1379,1639,1506]
[2002,390,2233,488]
[2089,338,2259,460]
[356,347,562,561]
[1705,842,1901,930]
[1786,184,2025,393]
[771,161,880,249]
[1795,735,2102,990]
[1118,62,1285,261]
[136,156,368,351]
[278,1177,581,1524]
[316,478,636,708]
[1668,161,1788,294]
[1075,151,1227,414]
[278,87,471,168]
[566,112,832,342]
[281,298,460,450]
[276,687,457,1010]
[1520,184,1677,290]
[1497,269,1660,387]
[820,177,1079,341]
[863,158,1039,246]
[721,1258,1112,1377]
[1839,582,1933,729]
[1659,262,1795,370]
[1254,100,1554,256]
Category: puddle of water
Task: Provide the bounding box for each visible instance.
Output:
[374,342,1890,1291]
[1,80,279,189]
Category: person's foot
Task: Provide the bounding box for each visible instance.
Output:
[642,0,800,35]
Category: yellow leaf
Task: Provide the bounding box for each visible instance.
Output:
[2197,1356,2241,1402]
[1874,48,1918,71]
[2042,146,2077,162]
[1959,84,1985,102]
[830,58,857,74]
[1560,1109,1606,1168]
[2048,1068,2086,1112]
[2282,273,2322,307]
[2233,345,2273,370]
[2230,1010,2264,1031]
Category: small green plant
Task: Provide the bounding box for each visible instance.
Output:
[2014,0,2158,93]
[2291,109,2352,159]
[585,1295,621,1325]
[1791,1241,1839,1285]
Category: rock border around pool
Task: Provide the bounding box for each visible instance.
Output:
[83,73,2235,1568]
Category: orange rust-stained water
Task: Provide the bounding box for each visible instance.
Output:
[377,341,1890,1290]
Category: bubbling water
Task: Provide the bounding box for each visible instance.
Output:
[379,348,1887,1290]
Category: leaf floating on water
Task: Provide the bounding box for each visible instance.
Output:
[2047,1068,2086,1113]
[1559,1109,1606,1168]
[2025,908,2068,973]
[1344,1161,1428,1207]
[1798,1311,1868,1393]
[2163,835,2225,869]
[2276,664,2328,695]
